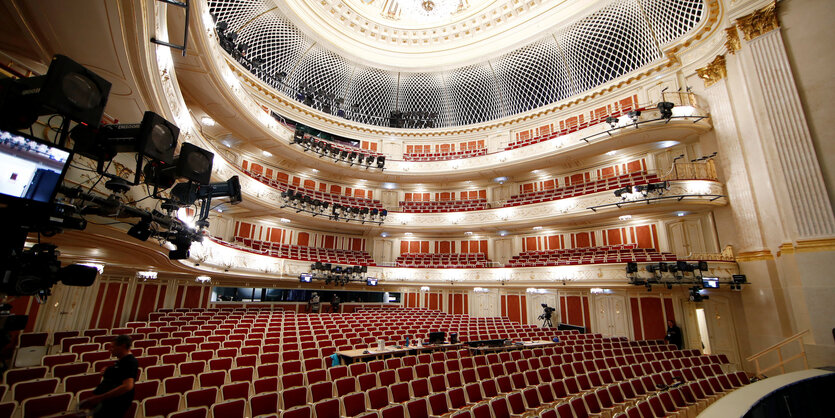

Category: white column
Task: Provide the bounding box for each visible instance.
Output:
[703,78,766,251]
[739,29,835,239]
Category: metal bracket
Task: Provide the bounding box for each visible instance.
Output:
[150,0,190,57]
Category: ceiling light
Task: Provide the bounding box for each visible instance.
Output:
[405,232,413,236]
[473,287,489,293]
[677,212,686,217]
[280,218,291,223]
[200,116,215,126]
[382,182,398,190]
[262,150,273,157]
[464,231,473,236]
[195,275,211,283]
[619,215,632,221]
[533,226,543,231]
[380,232,389,237]
[311,168,319,173]
[493,176,508,184]
[498,231,508,237]
[420,286,430,292]
[606,150,617,156]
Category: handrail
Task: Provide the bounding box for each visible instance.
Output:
[746,329,810,378]
[746,329,809,361]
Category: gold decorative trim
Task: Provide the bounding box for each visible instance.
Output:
[725,27,741,55]
[735,250,774,262]
[776,243,794,257]
[695,55,727,88]
[794,238,835,253]
[736,1,779,42]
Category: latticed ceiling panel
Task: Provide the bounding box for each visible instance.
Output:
[282,46,354,107]
[640,0,706,46]
[343,67,398,126]
[444,64,506,126]
[396,73,450,128]
[492,38,576,115]
[556,0,663,93]
[205,0,706,128]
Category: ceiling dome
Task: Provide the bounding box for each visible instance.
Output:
[208,0,706,128]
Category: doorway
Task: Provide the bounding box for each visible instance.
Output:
[695,307,712,354]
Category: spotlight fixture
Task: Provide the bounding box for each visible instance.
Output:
[605,116,618,129]
[625,262,638,274]
[657,102,675,119]
[127,219,152,241]
[627,110,641,124]
[614,186,631,199]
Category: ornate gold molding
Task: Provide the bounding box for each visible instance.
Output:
[735,250,774,263]
[725,27,741,55]
[695,55,727,88]
[735,2,779,42]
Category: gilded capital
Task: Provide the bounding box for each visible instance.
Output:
[735,1,779,41]
[725,27,741,54]
[695,55,727,88]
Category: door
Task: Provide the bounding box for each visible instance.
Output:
[593,294,630,338]
[494,239,512,265]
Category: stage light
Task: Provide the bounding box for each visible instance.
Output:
[634,185,648,196]
[376,156,385,169]
[127,219,152,241]
[657,102,675,119]
[0,55,112,129]
[606,116,618,129]
[626,262,638,274]
[175,142,214,184]
[627,110,641,124]
[614,186,631,199]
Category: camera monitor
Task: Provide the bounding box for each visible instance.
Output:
[0,129,71,209]
[427,331,446,345]
[702,277,719,289]
[366,277,378,286]
[299,273,313,283]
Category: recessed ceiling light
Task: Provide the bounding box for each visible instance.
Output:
[464,231,473,236]
[618,215,632,221]
[280,218,291,223]
[606,150,617,156]
[262,150,273,157]
[533,226,543,230]
[200,116,216,126]
[380,232,389,237]
[493,176,508,183]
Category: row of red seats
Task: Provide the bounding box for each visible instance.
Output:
[403,148,487,162]
[504,171,660,207]
[398,199,488,213]
[503,106,649,150]
[243,169,383,210]
[396,252,493,269]
[507,246,677,268]
[220,238,376,266]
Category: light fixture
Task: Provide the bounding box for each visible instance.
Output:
[618,215,632,221]
[493,176,508,184]
[405,232,413,236]
[195,275,211,284]
[677,212,686,217]
[137,271,158,280]
[605,117,618,129]
[380,232,389,237]
[262,150,273,157]
[473,287,489,293]
[79,263,105,275]
[382,182,398,190]
[464,232,473,236]
[200,116,216,126]
[614,186,631,199]
[311,168,319,173]
[420,286,430,292]
[628,110,641,124]
[280,218,291,223]
[498,231,508,237]
[606,150,617,156]
[533,226,543,231]
[657,102,675,119]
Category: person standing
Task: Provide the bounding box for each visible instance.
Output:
[309,292,321,313]
[665,320,683,350]
[331,294,341,313]
[81,335,138,417]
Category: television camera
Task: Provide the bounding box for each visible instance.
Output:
[538,304,556,328]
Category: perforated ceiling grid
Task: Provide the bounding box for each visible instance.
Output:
[207,0,706,128]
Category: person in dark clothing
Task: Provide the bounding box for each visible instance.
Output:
[331,294,341,313]
[81,335,138,418]
[665,320,683,350]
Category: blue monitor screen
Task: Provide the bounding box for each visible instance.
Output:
[0,129,71,204]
